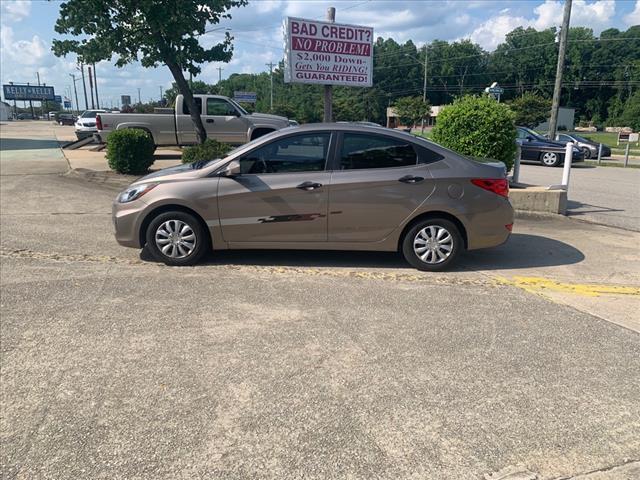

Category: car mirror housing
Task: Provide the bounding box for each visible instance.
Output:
[220,159,241,177]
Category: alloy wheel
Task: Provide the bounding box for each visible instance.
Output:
[542,152,558,166]
[413,225,453,264]
[155,220,196,259]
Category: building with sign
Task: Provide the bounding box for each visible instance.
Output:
[386,105,445,130]
[0,101,11,121]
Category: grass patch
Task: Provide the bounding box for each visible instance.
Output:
[584,160,640,169]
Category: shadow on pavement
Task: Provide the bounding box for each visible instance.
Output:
[141,233,584,271]
[462,233,584,270]
[0,138,60,151]
[567,200,625,215]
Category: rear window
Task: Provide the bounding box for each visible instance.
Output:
[340,133,417,170]
[182,98,202,115]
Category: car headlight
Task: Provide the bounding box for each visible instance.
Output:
[117,183,158,203]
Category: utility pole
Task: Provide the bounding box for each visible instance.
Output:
[137,87,141,104]
[548,0,572,139]
[323,7,335,122]
[159,86,163,104]
[69,73,80,115]
[93,63,100,109]
[266,62,275,111]
[78,63,89,110]
[217,67,224,83]
[36,72,44,119]
[88,65,95,109]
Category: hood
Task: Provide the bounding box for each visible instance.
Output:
[247,112,289,123]
[133,158,227,184]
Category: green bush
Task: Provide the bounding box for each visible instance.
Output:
[432,95,517,171]
[106,129,155,175]
[182,139,232,164]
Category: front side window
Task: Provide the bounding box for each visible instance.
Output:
[340,134,417,170]
[558,134,571,142]
[207,98,237,116]
[239,133,331,174]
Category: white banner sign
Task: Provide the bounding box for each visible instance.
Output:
[284,17,373,87]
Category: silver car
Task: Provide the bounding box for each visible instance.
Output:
[113,124,514,271]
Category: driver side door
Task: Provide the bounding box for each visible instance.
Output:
[217,132,334,244]
[203,98,247,144]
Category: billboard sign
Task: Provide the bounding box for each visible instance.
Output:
[3,84,55,101]
[121,95,131,107]
[233,91,257,103]
[54,95,62,103]
[283,17,373,87]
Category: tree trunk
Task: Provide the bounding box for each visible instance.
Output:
[165,59,207,144]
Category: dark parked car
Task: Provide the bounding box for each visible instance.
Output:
[113,124,514,271]
[516,127,584,167]
[57,114,77,126]
[555,133,611,159]
[16,113,36,120]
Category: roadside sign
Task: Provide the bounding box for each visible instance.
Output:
[3,84,55,101]
[628,133,639,143]
[283,17,373,87]
[233,91,257,103]
[121,95,131,107]
[64,101,71,109]
[54,95,62,103]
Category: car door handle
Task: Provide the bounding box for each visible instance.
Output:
[206,118,214,123]
[398,175,424,184]
[296,181,323,191]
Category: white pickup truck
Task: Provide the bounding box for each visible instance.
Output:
[94,94,293,146]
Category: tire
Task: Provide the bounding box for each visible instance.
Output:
[401,218,463,271]
[581,147,591,159]
[145,211,208,266]
[540,151,561,167]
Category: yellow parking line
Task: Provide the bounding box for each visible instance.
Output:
[496,276,640,297]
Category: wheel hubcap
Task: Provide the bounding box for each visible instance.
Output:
[542,152,557,165]
[155,220,196,259]
[413,225,453,264]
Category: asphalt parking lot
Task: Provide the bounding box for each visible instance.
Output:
[1,121,639,479]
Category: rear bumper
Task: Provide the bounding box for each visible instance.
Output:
[466,199,514,250]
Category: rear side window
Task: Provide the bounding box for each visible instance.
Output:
[340,133,417,170]
[182,98,202,115]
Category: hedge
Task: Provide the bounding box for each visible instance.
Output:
[106,129,155,175]
[182,139,232,164]
[431,95,517,171]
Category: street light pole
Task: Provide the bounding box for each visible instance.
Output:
[69,73,80,115]
[405,49,429,132]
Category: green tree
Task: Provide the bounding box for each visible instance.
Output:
[508,92,551,128]
[617,90,640,130]
[164,80,218,105]
[432,95,517,171]
[393,96,431,129]
[52,0,247,144]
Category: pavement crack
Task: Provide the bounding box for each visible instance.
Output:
[551,459,640,479]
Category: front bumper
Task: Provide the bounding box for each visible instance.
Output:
[112,200,146,248]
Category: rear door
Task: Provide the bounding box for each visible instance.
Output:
[327,132,439,242]
[217,131,334,243]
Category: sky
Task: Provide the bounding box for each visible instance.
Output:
[1,0,639,109]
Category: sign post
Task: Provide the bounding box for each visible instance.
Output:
[484,82,504,102]
[283,11,373,122]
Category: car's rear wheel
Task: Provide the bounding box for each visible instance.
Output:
[540,151,560,167]
[146,211,208,266]
[402,218,462,271]
[581,146,591,159]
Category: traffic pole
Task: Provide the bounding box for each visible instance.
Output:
[323,7,335,122]
[597,142,602,165]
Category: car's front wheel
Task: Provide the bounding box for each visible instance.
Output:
[402,218,462,271]
[146,211,208,266]
[540,151,561,167]
[581,147,591,159]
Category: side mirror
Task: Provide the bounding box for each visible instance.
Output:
[526,136,534,142]
[220,159,241,177]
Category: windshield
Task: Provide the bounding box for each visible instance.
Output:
[572,134,590,143]
[81,110,104,118]
[520,127,547,141]
[228,98,248,115]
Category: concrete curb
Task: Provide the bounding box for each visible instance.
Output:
[509,187,567,215]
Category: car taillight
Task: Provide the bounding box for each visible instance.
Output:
[96,114,102,130]
[471,178,509,198]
